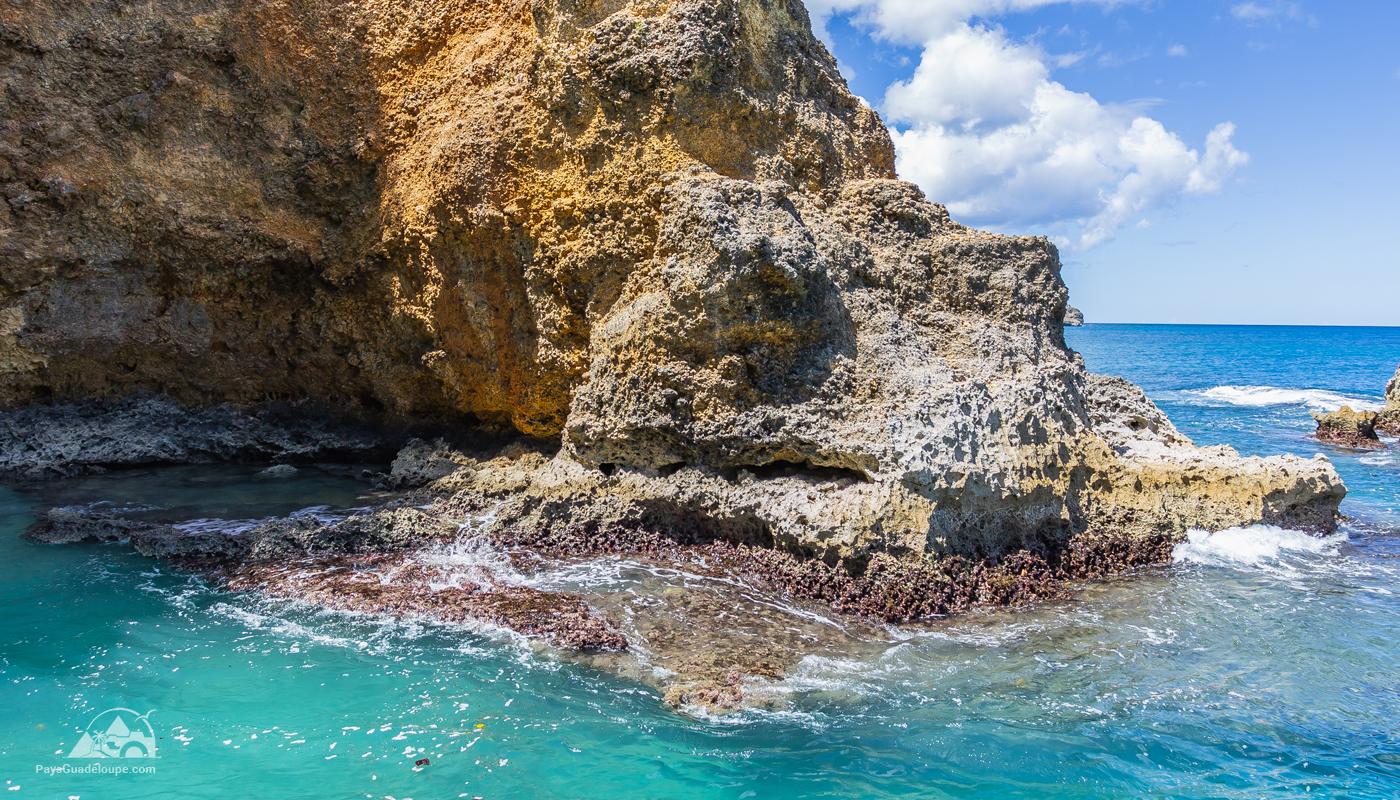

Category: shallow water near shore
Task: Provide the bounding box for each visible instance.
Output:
[3,325,1400,798]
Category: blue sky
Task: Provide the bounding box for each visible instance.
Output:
[814,1,1399,325]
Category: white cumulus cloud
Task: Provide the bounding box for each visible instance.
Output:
[807,2,1249,248]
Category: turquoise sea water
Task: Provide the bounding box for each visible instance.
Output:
[2,325,1399,799]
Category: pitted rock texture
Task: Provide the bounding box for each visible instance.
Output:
[3,0,1343,572]
[1082,374,1191,454]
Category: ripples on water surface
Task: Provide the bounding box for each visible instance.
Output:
[2,325,1399,798]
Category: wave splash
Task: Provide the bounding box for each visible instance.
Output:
[1183,385,1385,412]
[1172,525,1344,568]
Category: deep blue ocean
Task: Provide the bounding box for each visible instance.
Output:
[2,325,1398,799]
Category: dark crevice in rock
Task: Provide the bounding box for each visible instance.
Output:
[726,459,871,484]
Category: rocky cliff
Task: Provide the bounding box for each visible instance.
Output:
[1,0,890,432]
[5,0,1344,670]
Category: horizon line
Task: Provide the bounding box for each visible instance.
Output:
[1075,322,1400,329]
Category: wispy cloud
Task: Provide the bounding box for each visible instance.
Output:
[1230,1,1316,26]
[1232,2,1280,20]
[1167,43,1189,58]
[1097,48,1151,69]
[1054,50,1089,68]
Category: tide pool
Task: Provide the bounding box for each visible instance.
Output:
[2,325,1398,799]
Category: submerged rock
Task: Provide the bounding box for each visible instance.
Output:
[24,505,170,546]
[1313,406,1383,449]
[257,464,300,479]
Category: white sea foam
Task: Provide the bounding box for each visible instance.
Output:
[412,532,526,589]
[213,602,375,651]
[1172,525,1343,568]
[1185,385,1384,412]
[174,518,263,536]
[209,594,537,658]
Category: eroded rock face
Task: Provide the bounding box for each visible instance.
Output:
[5,0,1345,640]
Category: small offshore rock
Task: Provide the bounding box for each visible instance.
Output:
[1313,406,1383,449]
[1378,364,1400,436]
[1065,305,1086,327]
[257,464,299,479]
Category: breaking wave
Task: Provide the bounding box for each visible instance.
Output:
[1183,385,1384,412]
[1172,525,1344,568]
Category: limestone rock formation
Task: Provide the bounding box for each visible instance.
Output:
[1313,406,1382,449]
[1,0,891,433]
[1379,365,1400,436]
[5,0,1345,634]
[1064,306,1085,327]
